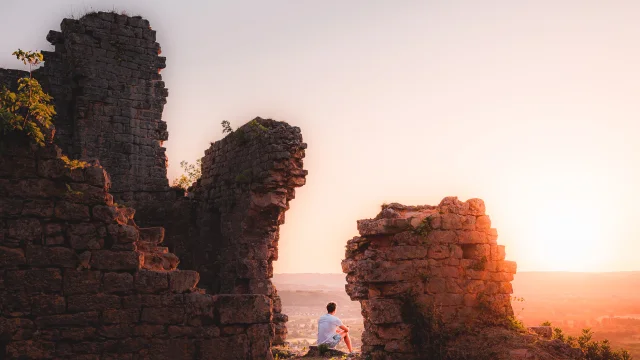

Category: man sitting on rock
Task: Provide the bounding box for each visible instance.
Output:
[317,301,353,353]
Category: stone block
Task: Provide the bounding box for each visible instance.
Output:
[498,260,517,274]
[141,307,185,324]
[467,198,486,215]
[133,324,165,337]
[99,324,134,339]
[107,224,139,243]
[67,293,121,312]
[384,339,413,353]
[476,215,491,230]
[104,272,134,293]
[490,244,506,260]
[92,205,118,223]
[54,201,90,221]
[528,326,552,339]
[138,226,164,244]
[90,250,142,270]
[7,218,42,242]
[6,340,56,359]
[84,166,110,188]
[426,230,457,244]
[134,269,168,293]
[435,293,463,306]
[457,231,488,244]
[441,213,462,230]
[374,323,412,340]
[26,245,75,267]
[362,299,403,324]
[22,199,55,217]
[428,244,450,259]
[215,295,271,324]
[31,294,66,316]
[63,270,102,295]
[6,268,62,293]
[385,246,429,260]
[426,277,447,294]
[35,311,100,328]
[0,246,26,267]
[103,309,140,324]
[198,335,250,360]
[169,270,199,293]
[0,198,24,216]
[123,294,184,308]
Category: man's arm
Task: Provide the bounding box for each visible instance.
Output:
[338,324,349,333]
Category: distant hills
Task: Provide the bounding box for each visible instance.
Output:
[273,271,640,296]
[272,273,346,291]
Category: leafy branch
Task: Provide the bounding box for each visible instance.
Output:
[0,49,55,146]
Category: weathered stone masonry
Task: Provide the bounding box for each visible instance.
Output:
[342,197,517,359]
[0,12,310,358]
[0,136,272,359]
[39,12,172,227]
[184,118,307,345]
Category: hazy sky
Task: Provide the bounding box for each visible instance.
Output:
[1,0,639,274]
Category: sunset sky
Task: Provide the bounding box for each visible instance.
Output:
[1,0,639,274]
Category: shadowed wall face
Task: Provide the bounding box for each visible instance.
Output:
[0,134,272,360]
[181,118,307,345]
[37,12,172,226]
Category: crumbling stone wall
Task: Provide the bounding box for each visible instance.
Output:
[20,12,171,226]
[0,136,273,359]
[0,69,29,92]
[342,197,517,359]
[172,117,307,345]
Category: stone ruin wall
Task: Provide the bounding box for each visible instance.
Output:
[180,118,308,345]
[342,197,517,359]
[0,12,310,358]
[0,69,29,92]
[0,136,272,359]
[0,12,173,227]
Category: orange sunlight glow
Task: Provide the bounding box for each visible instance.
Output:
[501,167,621,273]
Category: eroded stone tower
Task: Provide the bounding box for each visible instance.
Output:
[342,197,517,359]
[40,12,171,226]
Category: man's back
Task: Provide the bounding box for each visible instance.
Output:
[317,313,343,345]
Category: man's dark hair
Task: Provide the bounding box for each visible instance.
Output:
[327,302,337,313]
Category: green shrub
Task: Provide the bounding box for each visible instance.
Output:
[172,159,202,191]
[317,343,329,355]
[506,316,526,332]
[553,327,632,360]
[0,50,55,147]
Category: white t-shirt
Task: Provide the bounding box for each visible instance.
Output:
[317,313,343,345]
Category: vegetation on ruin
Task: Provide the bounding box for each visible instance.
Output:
[0,50,55,147]
[401,296,453,359]
[221,120,233,134]
[60,155,88,169]
[221,119,268,146]
[413,216,431,236]
[468,255,488,271]
[550,325,632,360]
[172,159,202,192]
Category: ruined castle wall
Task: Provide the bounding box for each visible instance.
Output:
[0,69,29,92]
[0,136,273,359]
[342,197,517,359]
[34,12,172,226]
[174,118,307,345]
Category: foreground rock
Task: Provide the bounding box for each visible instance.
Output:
[0,138,271,358]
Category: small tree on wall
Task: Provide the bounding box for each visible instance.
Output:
[0,50,56,146]
[172,159,202,193]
